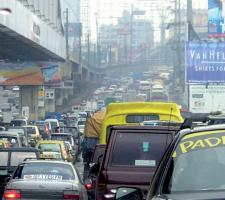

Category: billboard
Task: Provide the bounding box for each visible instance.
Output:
[185,42,225,84]
[208,0,225,37]
[189,84,225,113]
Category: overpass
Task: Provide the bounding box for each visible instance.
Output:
[0,0,99,120]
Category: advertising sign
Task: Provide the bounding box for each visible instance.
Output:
[189,85,225,113]
[208,0,225,37]
[38,86,44,107]
[45,89,55,100]
[41,64,61,84]
[185,42,225,84]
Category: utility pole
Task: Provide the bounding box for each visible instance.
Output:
[66,8,69,60]
[187,0,193,24]
[87,33,90,67]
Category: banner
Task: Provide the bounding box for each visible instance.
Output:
[189,85,225,113]
[208,0,225,37]
[185,42,225,84]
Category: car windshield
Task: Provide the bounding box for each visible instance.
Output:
[38,143,61,152]
[13,162,75,181]
[11,152,37,166]
[163,131,225,193]
[111,132,171,167]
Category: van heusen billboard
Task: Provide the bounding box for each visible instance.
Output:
[189,84,225,113]
[185,42,225,84]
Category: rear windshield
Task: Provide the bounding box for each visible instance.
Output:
[26,127,36,135]
[11,152,37,166]
[0,136,19,147]
[8,128,25,136]
[77,120,85,125]
[0,152,8,166]
[51,135,73,144]
[111,132,171,167]
[38,143,61,152]
[13,163,75,180]
[10,120,25,126]
[126,115,160,123]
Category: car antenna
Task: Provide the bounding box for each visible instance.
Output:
[168,107,173,130]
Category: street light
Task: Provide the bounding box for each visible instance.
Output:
[0,8,12,16]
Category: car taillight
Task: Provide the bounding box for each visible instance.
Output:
[63,191,80,200]
[4,190,21,199]
[85,182,93,190]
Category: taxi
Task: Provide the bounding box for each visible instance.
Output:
[0,140,10,148]
[100,102,183,144]
[36,140,73,162]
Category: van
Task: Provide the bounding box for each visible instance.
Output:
[91,125,181,200]
[100,102,183,144]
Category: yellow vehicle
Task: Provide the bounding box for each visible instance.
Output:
[24,125,42,139]
[0,140,10,148]
[100,102,183,144]
[36,140,74,162]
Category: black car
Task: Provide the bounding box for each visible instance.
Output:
[0,147,40,198]
[115,124,225,200]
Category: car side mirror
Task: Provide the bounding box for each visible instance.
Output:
[115,187,143,200]
[89,163,100,178]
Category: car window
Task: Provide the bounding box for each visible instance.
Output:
[0,136,19,147]
[26,127,36,135]
[38,143,61,152]
[0,152,8,166]
[126,115,160,123]
[11,152,37,166]
[77,120,85,125]
[163,131,225,193]
[8,128,25,136]
[111,132,171,167]
[13,163,75,181]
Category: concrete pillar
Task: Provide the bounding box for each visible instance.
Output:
[20,86,39,121]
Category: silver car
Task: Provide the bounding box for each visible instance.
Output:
[3,160,88,200]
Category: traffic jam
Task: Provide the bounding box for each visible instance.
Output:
[0,100,225,200]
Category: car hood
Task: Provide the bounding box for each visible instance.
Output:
[166,191,225,200]
[8,179,76,191]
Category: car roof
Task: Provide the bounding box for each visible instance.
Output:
[51,133,72,136]
[179,124,225,138]
[37,140,65,144]
[112,125,180,131]
[0,147,39,152]
[22,160,73,165]
[0,131,20,136]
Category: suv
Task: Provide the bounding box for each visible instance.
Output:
[91,125,180,200]
[114,125,225,200]
[0,147,39,198]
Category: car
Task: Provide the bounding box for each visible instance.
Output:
[44,118,60,133]
[7,126,28,139]
[0,132,24,147]
[115,124,225,200]
[91,125,180,200]
[36,140,72,161]
[77,118,86,134]
[0,147,40,198]
[3,160,88,200]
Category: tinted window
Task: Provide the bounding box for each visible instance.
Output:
[38,143,61,152]
[10,121,25,126]
[111,132,171,167]
[126,115,159,123]
[0,152,8,166]
[163,131,225,193]
[13,163,75,180]
[11,152,37,166]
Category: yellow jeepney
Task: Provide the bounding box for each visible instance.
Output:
[100,102,183,144]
